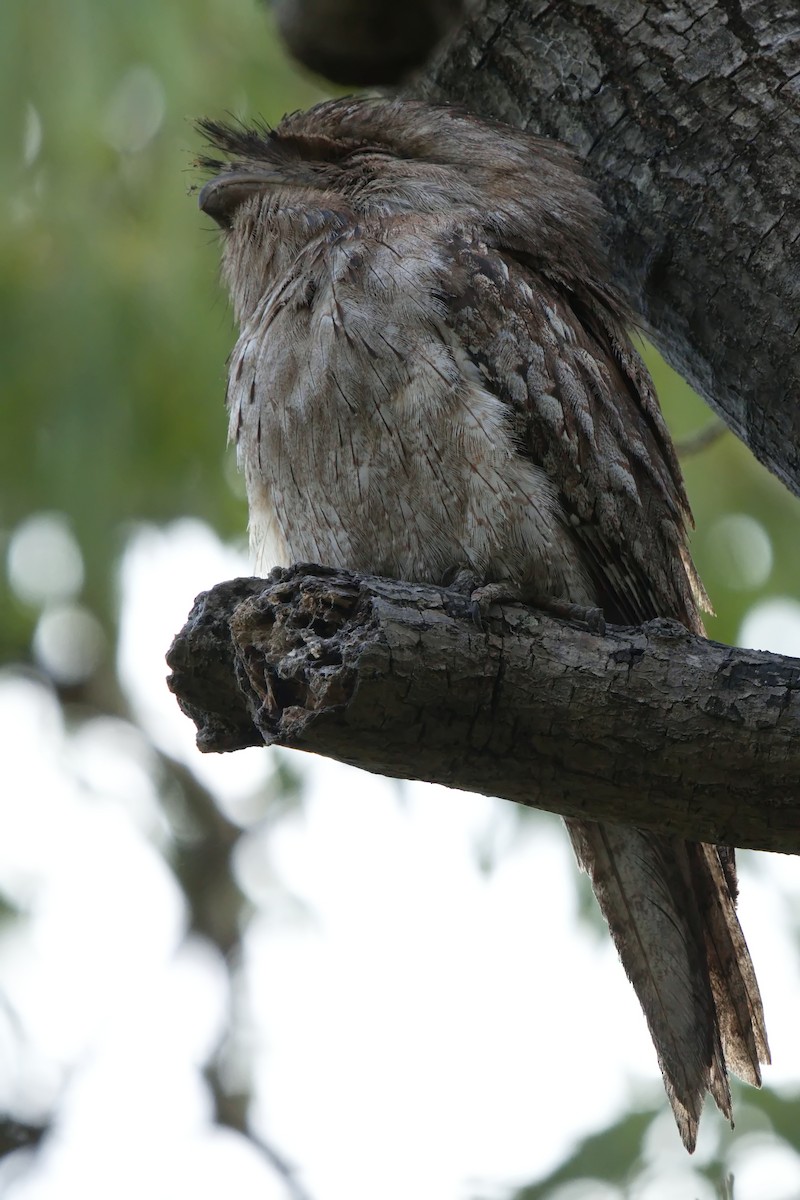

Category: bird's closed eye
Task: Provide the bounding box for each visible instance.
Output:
[342,146,396,163]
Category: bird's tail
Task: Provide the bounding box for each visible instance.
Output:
[565,818,770,1151]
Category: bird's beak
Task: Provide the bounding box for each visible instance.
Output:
[198,168,282,228]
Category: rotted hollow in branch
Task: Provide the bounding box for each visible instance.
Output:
[166,566,800,853]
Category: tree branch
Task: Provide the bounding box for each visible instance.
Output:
[269,0,466,84]
[166,567,800,854]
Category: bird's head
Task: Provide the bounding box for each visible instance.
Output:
[198,96,606,280]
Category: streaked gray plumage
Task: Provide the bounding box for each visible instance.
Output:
[197,96,769,1150]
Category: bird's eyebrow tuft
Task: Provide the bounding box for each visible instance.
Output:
[196,117,389,171]
[195,117,275,160]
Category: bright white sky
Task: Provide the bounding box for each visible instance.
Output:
[1,518,800,1200]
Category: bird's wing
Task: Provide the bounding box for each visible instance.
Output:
[438,231,706,630]
[435,231,768,1150]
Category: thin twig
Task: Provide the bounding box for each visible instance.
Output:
[675,419,728,458]
[207,1065,318,1200]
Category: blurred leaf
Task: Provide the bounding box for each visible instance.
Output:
[0,890,21,925]
[642,341,800,648]
[510,1107,655,1197]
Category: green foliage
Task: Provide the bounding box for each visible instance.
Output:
[1,0,323,629]
[511,1108,657,1197]
[645,346,800,648]
[508,1084,800,1199]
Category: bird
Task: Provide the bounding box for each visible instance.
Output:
[196,95,769,1150]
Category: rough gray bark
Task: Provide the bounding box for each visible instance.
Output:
[166,568,800,854]
[413,0,800,497]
